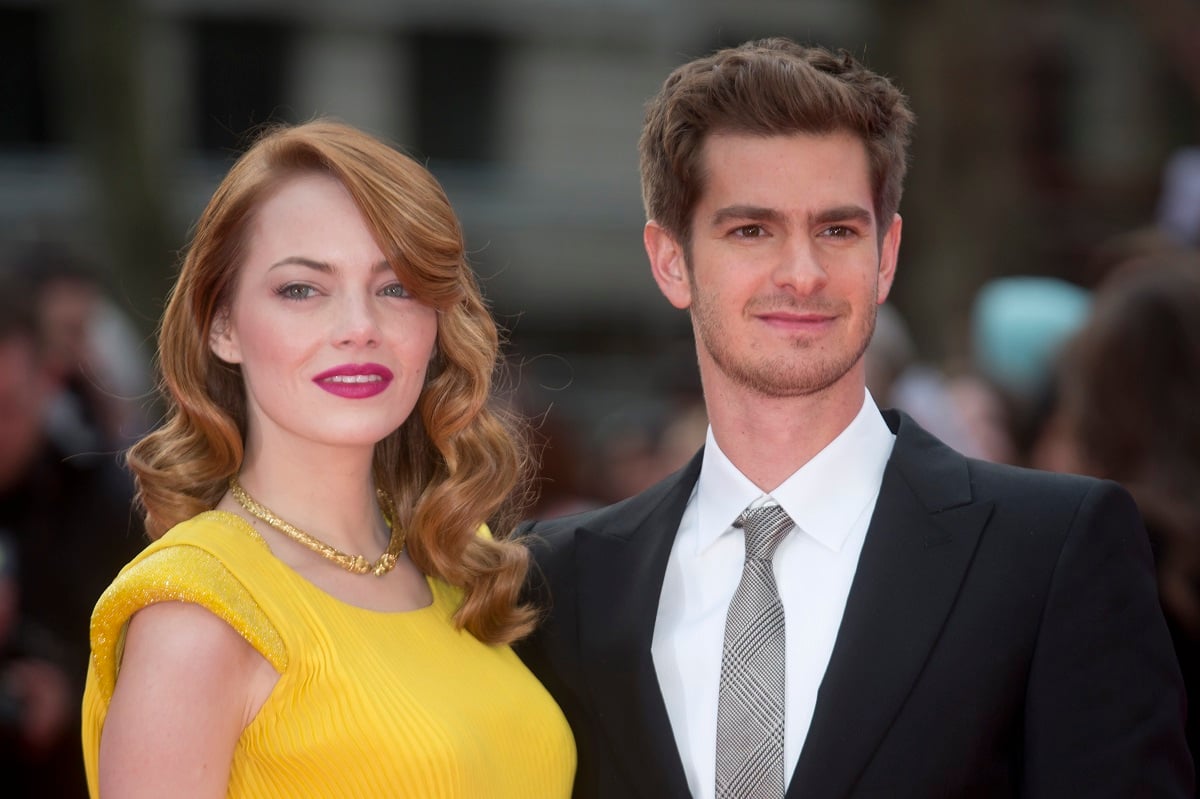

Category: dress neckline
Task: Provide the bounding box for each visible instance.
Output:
[203,509,441,618]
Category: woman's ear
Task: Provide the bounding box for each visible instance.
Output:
[209,309,242,364]
[644,221,692,310]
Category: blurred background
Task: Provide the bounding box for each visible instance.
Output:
[2,0,1199,500]
[1,2,1199,793]
[2,0,1199,495]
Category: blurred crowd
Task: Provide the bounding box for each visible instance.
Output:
[862,153,1200,782]
[2,148,1199,794]
[0,246,149,797]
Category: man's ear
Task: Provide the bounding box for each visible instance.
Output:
[644,221,692,310]
[209,308,242,364]
[876,213,902,305]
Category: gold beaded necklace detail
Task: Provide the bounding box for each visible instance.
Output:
[229,476,404,577]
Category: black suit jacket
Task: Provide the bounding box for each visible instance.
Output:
[516,410,1193,798]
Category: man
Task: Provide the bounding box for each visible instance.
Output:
[516,39,1193,798]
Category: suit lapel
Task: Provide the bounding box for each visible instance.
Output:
[787,411,994,798]
[576,453,701,799]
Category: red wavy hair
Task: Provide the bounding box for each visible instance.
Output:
[127,119,536,644]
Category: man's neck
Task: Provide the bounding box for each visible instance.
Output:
[705,380,866,493]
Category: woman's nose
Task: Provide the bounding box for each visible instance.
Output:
[333,295,380,348]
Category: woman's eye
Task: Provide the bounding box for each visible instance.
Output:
[380,283,410,298]
[276,283,316,300]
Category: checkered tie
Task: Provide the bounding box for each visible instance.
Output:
[715,504,793,799]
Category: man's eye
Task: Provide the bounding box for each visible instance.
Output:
[276,284,316,300]
[733,225,765,238]
[823,225,855,238]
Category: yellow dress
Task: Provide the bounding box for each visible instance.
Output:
[82,511,575,798]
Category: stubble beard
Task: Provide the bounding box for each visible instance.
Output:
[691,289,879,400]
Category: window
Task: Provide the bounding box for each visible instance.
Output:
[192,17,294,153]
[0,7,54,146]
[410,30,503,163]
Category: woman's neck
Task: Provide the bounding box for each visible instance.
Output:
[233,442,389,556]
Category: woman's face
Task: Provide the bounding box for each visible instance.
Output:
[210,172,438,458]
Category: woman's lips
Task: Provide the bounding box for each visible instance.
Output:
[313,363,394,399]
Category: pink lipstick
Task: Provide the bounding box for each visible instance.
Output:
[313,363,394,399]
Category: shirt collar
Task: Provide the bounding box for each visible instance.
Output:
[693,390,896,555]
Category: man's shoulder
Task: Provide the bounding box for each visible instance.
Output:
[520,483,665,541]
[890,408,1118,509]
[966,456,1109,498]
[965,459,1140,546]
[518,458,697,548]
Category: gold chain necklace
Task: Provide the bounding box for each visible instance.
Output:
[229,476,404,577]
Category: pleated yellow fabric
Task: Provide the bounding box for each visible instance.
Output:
[82,511,576,798]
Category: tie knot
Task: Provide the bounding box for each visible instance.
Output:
[734,504,793,561]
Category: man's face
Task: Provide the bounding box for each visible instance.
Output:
[647,131,900,400]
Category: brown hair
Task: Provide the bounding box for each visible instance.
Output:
[127,119,537,644]
[1059,251,1200,636]
[639,38,915,249]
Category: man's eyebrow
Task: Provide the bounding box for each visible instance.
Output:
[709,205,786,227]
[811,205,873,227]
[708,204,875,229]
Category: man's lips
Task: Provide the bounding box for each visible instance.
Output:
[755,309,837,330]
[758,311,833,322]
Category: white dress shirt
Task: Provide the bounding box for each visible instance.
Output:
[651,392,896,799]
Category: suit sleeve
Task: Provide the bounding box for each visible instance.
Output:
[1023,479,1194,797]
[513,522,608,799]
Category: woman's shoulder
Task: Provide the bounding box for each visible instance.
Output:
[154,509,267,554]
[90,511,289,695]
[119,597,268,682]
[100,511,276,612]
[108,510,276,588]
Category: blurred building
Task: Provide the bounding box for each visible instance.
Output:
[1,0,1196,452]
[0,0,879,425]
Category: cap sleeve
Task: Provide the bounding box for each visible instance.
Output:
[86,543,288,705]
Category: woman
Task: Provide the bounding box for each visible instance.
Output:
[82,120,575,797]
